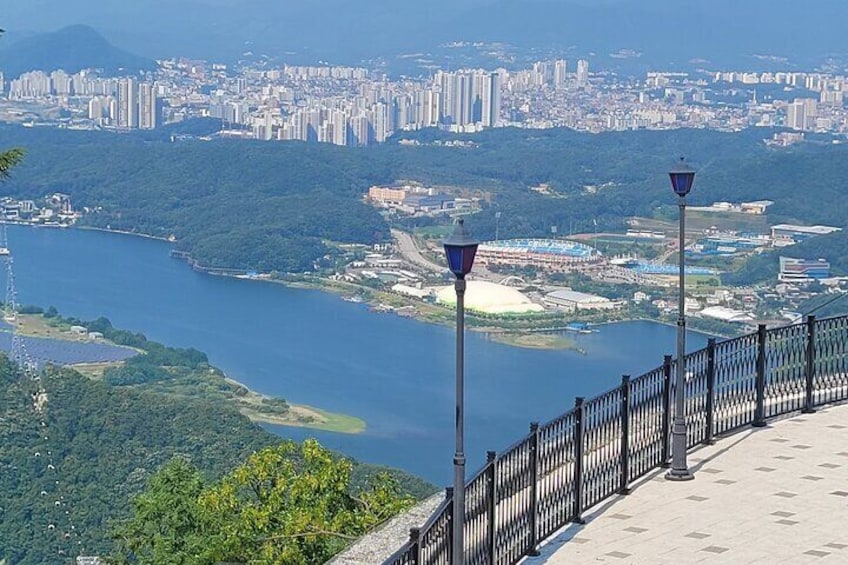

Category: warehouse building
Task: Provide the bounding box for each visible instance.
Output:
[543,289,617,312]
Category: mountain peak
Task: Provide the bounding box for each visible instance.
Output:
[0,25,156,78]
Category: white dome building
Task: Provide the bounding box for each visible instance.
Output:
[435,280,545,314]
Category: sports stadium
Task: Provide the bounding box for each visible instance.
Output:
[476,238,602,270]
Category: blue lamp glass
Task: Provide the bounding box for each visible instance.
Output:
[442,218,478,279]
[669,157,696,197]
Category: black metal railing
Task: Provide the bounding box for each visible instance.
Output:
[384,314,848,565]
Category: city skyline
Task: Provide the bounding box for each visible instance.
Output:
[2,54,848,147]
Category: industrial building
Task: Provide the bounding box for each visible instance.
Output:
[771,224,841,246]
[779,257,831,282]
[543,289,617,312]
[698,306,755,324]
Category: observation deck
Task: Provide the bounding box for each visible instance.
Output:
[532,403,848,564]
[376,314,848,565]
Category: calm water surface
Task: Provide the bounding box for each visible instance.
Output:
[4,226,708,483]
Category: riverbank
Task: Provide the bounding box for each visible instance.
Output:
[78,225,177,243]
[223,377,366,434]
[6,312,366,434]
[67,225,736,347]
[270,275,590,345]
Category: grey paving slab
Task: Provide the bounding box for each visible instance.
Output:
[524,403,848,565]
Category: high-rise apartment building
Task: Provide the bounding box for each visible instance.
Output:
[554,60,567,90]
[576,59,589,86]
[802,98,818,129]
[787,98,817,130]
[436,70,501,128]
[786,101,804,130]
[50,71,72,96]
[117,78,139,128]
[138,83,159,129]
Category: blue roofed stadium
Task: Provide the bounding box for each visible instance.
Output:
[481,238,599,257]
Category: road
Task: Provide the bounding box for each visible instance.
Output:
[392,229,499,281]
[391,229,446,274]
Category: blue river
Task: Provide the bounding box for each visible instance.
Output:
[2,225,708,484]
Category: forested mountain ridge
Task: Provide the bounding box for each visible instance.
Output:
[0,357,271,563]
[2,124,848,278]
[0,338,431,564]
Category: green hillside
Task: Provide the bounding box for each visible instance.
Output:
[2,125,848,279]
[0,349,431,564]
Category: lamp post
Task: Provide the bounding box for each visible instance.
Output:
[442,218,478,564]
[666,157,696,482]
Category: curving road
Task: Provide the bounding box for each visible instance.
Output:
[392,229,449,274]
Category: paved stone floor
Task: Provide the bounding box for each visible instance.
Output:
[525,403,848,564]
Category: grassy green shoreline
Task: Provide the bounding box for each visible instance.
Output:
[7,312,367,435]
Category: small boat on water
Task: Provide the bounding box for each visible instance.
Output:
[0,248,10,256]
[342,295,363,303]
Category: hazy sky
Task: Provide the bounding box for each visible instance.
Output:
[3,0,848,69]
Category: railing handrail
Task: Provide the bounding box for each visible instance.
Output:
[383,313,848,565]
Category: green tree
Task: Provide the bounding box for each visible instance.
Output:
[0,30,24,179]
[0,147,23,179]
[198,439,415,565]
[111,457,208,565]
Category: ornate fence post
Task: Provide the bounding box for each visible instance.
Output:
[619,375,631,495]
[486,451,497,565]
[528,422,541,557]
[704,338,716,445]
[572,397,586,525]
[661,355,673,467]
[753,324,767,427]
[409,527,421,565]
[803,315,817,414]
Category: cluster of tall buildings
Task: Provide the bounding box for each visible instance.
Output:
[243,68,504,145]
[5,71,162,129]
[0,57,590,143]
[6,54,848,144]
[433,70,502,128]
[786,98,819,131]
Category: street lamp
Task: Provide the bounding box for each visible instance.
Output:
[442,218,478,564]
[666,157,696,482]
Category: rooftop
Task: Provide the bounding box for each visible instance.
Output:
[772,224,842,235]
[435,280,545,314]
[545,289,611,304]
[528,403,848,565]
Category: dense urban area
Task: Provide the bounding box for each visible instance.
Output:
[1,55,847,337]
[2,57,848,146]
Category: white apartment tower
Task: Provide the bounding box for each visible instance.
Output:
[138,83,158,129]
[117,78,139,128]
[481,72,502,127]
[554,60,568,89]
[576,59,590,86]
[786,101,805,130]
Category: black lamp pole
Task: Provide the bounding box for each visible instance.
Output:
[442,218,478,564]
[666,157,696,482]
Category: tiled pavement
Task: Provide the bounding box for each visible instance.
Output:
[524,403,848,564]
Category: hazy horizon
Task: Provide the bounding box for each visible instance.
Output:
[4,0,848,70]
